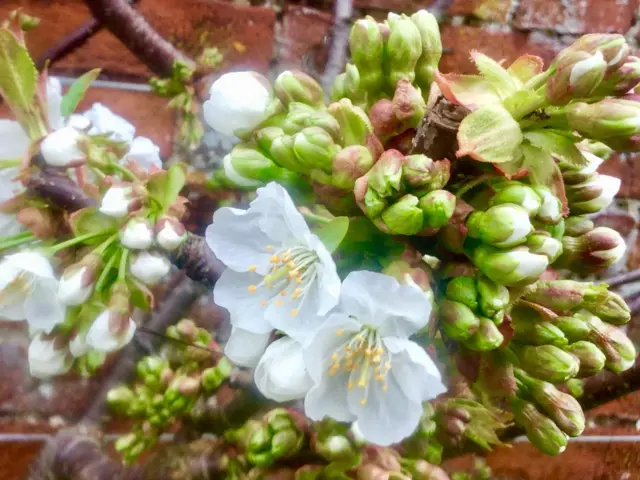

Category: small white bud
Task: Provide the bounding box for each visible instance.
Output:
[40,126,85,168]
[57,265,95,306]
[99,186,140,218]
[28,334,72,379]
[155,217,187,251]
[130,251,171,285]
[120,217,154,249]
[86,310,136,353]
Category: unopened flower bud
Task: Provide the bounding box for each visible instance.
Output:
[402,156,450,193]
[567,174,621,215]
[589,322,636,373]
[565,340,606,377]
[521,375,586,437]
[595,55,640,96]
[555,312,592,342]
[491,182,542,216]
[314,434,356,461]
[438,299,480,341]
[369,99,404,138]
[527,232,563,263]
[107,385,136,413]
[386,14,423,88]
[419,190,456,230]
[445,277,478,311]
[407,460,449,480]
[354,149,403,217]
[274,70,324,108]
[467,204,533,248]
[57,254,99,306]
[224,145,284,188]
[560,226,626,272]
[130,251,171,285]
[120,217,153,250]
[465,317,504,351]
[411,10,442,92]
[86,302,136,353]
[516,344,580,383]
[564,215,594,236]
[392,79,426,127]
[476,275,509,320]
[293,127,341,174]
[532,186,563,225]
[546,50,606,105]
[473,245,549,287]
[40,126,85,167]
[328,98,373,146]
[381,194,424,235]
[256,126,285,154]
[512,399,569,455]
[331,145,374,189]
[512,316,568,347]
[99,185,143,218]
[555,34,629,73]
[155,217,187,251]
[175,376,201,396]
[350,17,384,93]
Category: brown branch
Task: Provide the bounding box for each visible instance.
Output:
[36,19,103,71]
[320,0,353,94]
[605,268,640,289]
[26,169,97,212]
[83,0,195,77]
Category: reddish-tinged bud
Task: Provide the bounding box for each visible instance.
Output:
[392,78,426,127]
[369,99,403,138]
[155,216,187,251]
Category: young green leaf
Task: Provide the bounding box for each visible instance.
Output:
[434,71,501,110]
[521,142,569,215]
[164,163,186,208]
[60,68,101,117]
[69,207,120,237]
[524,130,588,168]
[314,216,350,253]
[507,55,544,84]
[0,28,37,113]
[471,50,520,97]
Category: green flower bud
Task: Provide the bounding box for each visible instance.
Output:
[364,149,404,198]
[595,55,640,96]
[328,98,373,146]
[512,316,568,347]
[402,155,450,193]
[589,322,636,373]
[555,312,592,342]
[271,429,303,458]
[314,434,356,462]
[392,78,426,127]
[559,227,626,273]
[350,17,384,93]
[331,72,347,102]
[445,277,478,311]
[564,216,594,236]
[491,182,542,216]
[256,126,285,155]
[438,298,481,341]
[467,204,534,248]
[386,14,423,88]
[293,127,341,174]
[407,460,449,480]
[369,98,403,139]
[546,50,607,105]
[527,232,563,263]
[224,144,286,187]
[107,385,137,413]
[567,174,621,215]
[566,97,640,152]
[555,34,629,73]
[270,134,305,173]
[529,186,561,225]
[512,399,569,455]
[523,280,626,316]
[136,355,166,379]
[465,317,504,351]
[524,376,586,437]
[565,340,606,377]
[589,290,630,326]
[331,145,374,189]
[115,433,138,453]
[473,245,549,287]
[419,190,456,230]
[516,344,580,383]
[476,275,509,321]
[274,70,324,108]
[411,10,442,92]
[381,194,424,235]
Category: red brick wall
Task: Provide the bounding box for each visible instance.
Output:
[2,1,640,478]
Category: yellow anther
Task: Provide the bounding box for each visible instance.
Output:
[260,300,269,307]
[372,355,381,363]
[248,285,257,293]
[376,347,384,355]
[290,269,300,277]
[360,398,367,406]
[344,344,351,351]
[296,277,303,284]
[270,255,281,264]
[375,375,385,381]
[280,290,287,296]
[385,361,391,371]
[365,348,372,356]
[287,260,297,269]
[382,384,388,392]
[358,378,367,388]
[265,245,273,251]
[348,381,354,390]
[291,308,299,317]
[248,265,257,272]
[374,366,381,373]
[336,329,344,336]
[274,300,283,307]
[331,353,339,362]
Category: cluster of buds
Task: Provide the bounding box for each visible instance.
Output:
[108,319,231,462]
[354,149,454,235]
[334,11,441,109]
[438,274,508,351]
[462,182,563,286]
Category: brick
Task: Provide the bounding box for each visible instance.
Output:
[513,0,636,35]
[353,0,438,11]
[277,5,332,71]
[1,0,276,79]
[447,0,514,23]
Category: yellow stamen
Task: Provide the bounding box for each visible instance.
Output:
[265,245,273,252]
[248,285,257,293]
[336,329,344,336]
[287,261,297,269]
[248,265,257,272]
[348,381,354,390]
[260,300,269,307]
[270,255,281,264]
[274,300,283,307]
[280,290,287,296]
[290,308,299,317]
[360,398,367,405]
[382,384,388,392]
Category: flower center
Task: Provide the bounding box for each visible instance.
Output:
[329,326,391,405]
[247,244,319,317]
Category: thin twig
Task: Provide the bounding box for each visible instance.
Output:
[320,0,353,94]
[84,0,195,77]
[36,19,103,71]
[604,269,640,289]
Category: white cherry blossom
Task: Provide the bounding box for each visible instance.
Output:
[0,252,66,332]
[208,182,340,342]
[28,333,72,379]
[224,327,271,367]
[303,271,446,446]
[85,309,136,352]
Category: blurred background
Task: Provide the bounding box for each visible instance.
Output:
[1,0,640,478]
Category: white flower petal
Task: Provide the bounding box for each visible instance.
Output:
[0,212,24,236]
[308,235,341,315]
[25,278,66,333]
[347,372,423,446]
[86,310,136,352]
[339,271,431,337]
[206,208,273,275]
[254,337,313,402]
[384,337,446,403]
[251,182,310,244]
[28,334,72,379]
[213,269,273,334]
[304,370,356,423]
[223,153,262,188]
[224,327,271,367]
[46,77,64,130]
[69,332,90,357]
[3,252,55,278]
[41,126,85,167]
[82,103,135,142]
[57,266,93,306]
[0,119,29,159]
[130,251,171,285]
[125,136,162,170]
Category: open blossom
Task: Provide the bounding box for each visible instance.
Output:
[125,136,162,170]
[203,71,272,137]
[0,252,66,332]
[28,333,72,379]
[303,271,446,446]
[207,182,341,343]
[224,327,272,367]
[255,336,313,402]
[81,103,136,143]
